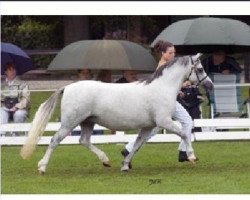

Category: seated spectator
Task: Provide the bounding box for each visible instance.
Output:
[1,62,30,136]
[202,51,245,120]
[96,70,112,83]
[77,69,93,80]
[115,70,138,83]
[202,50,242,75]
[177,80,204,132]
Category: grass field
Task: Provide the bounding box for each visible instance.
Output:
[2,141,250,194]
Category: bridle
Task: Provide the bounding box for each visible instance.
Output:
[186,56,208,87]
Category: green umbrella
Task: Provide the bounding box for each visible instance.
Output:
[151,17,250,54]
[48,40,156,72]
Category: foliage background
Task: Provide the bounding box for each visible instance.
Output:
[1,16,160,68]
[1,16,64,68]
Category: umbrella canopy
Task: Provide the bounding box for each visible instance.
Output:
[151,17,250,54]
[1,42,35,75]
[48,40,156,72]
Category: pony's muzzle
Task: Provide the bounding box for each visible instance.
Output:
[202,80,214,91]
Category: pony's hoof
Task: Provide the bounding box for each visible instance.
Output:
[38,170,45,175]
[188,157,198,164]
[103,161,111,167]
[121,161,132,169]
[188,159,196,164]
[128,162,132,169]
[187,152,198,164]
[38,164,46,175]
[121,165,129,172]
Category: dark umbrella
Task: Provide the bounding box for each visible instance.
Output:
[1,42,35,75]
[48,40,156,72]
[151,17,250,54]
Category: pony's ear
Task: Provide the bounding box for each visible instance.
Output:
[192,53,203,61]
[197,53,203,58]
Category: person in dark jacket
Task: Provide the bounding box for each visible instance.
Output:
[202,50,242,75]
[177,80,204,132]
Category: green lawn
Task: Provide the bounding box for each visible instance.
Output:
[29,91,61,122]
[2,141,250,194]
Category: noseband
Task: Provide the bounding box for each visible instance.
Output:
[187,56,208,86]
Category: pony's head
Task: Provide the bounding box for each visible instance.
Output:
[186,54,214,91]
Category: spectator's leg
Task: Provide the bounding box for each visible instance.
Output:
[189,107,202,132]
[13,109,28,135]
[93,130,104,135]
[13,109,28,123]
[71,130,81,136]
[0,108,10,136]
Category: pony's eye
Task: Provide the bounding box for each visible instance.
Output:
[197,68,204,73]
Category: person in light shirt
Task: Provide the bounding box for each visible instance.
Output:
[120,40,198,168]
[1,62,30,135]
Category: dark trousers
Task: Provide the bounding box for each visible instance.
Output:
[186,106,202,132]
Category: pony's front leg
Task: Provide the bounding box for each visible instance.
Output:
[157,117,186,138]
[121,127,153,172]
[156,117,196,164]
[38,127,71,174]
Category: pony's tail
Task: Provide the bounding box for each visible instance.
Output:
[20,87,64,159]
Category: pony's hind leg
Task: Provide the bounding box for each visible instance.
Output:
[79,122,110,167]
[38,126,71,174]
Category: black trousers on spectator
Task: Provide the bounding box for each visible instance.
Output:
[186,106,202,132]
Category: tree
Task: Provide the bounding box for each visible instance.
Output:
[1,16,64,68]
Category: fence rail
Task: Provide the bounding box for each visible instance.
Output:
[1,119,250,145]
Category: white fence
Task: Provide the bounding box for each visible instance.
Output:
[193,118,250,141]
[1,84,249,145]
[1,119,250,146]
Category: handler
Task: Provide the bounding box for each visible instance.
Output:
[121,40,198,167]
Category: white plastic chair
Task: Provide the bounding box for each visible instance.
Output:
[208,73,249,118]
[205,73,249,132]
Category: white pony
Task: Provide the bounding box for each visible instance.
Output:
[20,54,213,173]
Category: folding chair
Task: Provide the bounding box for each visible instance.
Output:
[208,73,249,119]
[204,73,250,132]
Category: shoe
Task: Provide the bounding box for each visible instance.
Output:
[121,148,132,169]
[178,151,199,162]
[178,151,189,162]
